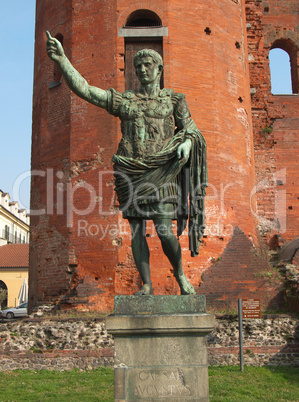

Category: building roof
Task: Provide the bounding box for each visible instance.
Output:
[0,244,29,268]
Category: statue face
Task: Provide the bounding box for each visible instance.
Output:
[135,57,161,85]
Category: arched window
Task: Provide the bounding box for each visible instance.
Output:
[269,48,292,94]
[125,10,162,27]
[269,40,298,94]
[49,33,64,88]
[121,10,165,91]
[0,280,8,309]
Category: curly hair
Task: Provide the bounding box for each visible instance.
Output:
[133,49,163,70]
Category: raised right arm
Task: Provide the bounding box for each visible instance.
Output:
[46,31,108,108]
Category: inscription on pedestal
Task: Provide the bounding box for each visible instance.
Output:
[108,297,214,401]
[133,369,192,398]
[122,367,206,400]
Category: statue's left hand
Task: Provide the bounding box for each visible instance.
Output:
[177,139,192,163]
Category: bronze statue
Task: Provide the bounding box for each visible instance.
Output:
[46,32,207,295]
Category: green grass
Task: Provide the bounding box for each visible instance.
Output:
[209,366,299,401]
[0,368,114,401]
[0,366,298,401]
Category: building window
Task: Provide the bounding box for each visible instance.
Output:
[125,10,162,27]
[125,40,164,91]
[0,280,8,309]
[270,40,298,94]
[4,225,10,241]
[122,10,164,91]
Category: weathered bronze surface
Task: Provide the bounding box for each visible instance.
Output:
[46,31,207,296]
[114,295,206,315]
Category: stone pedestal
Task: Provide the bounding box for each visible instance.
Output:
[106,295,215,401]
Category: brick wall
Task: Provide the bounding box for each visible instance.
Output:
[246,0,299,242]
[198,226,284,311]
[30,0,121,312]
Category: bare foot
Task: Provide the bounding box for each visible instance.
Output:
[134,284,153,295]
[178,275,196,295]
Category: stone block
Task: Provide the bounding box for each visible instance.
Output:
[114,295,206,315]
[106,295,215,401]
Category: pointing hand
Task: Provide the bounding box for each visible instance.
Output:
[46,31,64,62]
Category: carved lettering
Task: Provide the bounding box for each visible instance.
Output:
[177,385,192,396]
[169,372,177,380]
[133,369,193,398]
[134,385,146,396]
[139,371,149,381]
[147,385,155,396]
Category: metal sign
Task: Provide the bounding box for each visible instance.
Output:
[242,298,261,318]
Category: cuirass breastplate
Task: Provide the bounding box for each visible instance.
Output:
[117,89,176,159]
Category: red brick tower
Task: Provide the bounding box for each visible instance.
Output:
[29,0,296,312]
[246,0,299,242]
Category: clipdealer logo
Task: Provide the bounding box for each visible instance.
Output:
[12,167,287,237]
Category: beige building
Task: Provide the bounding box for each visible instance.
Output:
[0,190,29,308]
[0,244,29,308]
[0,189,30,246]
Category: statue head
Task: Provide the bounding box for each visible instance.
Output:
[133,49,163,86]
[134,49,163,74]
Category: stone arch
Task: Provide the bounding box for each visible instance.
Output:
[125,9,162,27]
[269,47,292,94]
[265,30,298,94]
[118,4,167,28]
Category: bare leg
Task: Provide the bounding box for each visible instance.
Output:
[129,218,153,295]
[154,217,196,295]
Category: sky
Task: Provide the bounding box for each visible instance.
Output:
[269,48,292,94]
[0,2,292,212]
[0,1,35,211]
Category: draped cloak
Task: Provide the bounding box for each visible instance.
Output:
[105,88,207,257]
